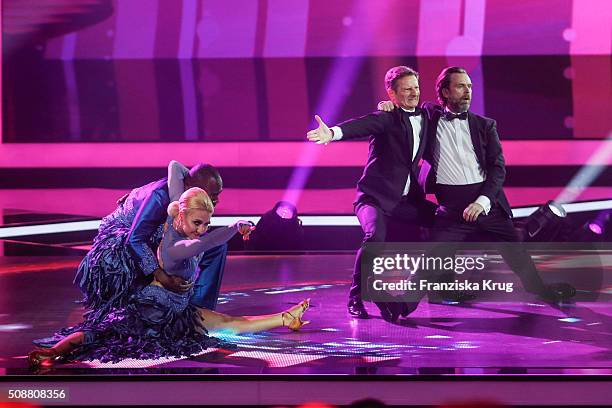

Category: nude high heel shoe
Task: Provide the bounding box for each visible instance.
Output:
[282,299,310,331]
[28,347,59,367]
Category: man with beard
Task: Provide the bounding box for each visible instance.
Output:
[377,67,575,321]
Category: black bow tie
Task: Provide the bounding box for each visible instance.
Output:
[403,108,421,117]
[444,111,468,121]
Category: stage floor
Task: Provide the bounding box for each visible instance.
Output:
[1,251,611,377]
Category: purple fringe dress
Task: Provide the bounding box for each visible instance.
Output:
[37,218,239,363]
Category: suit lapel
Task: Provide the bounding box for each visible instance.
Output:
[468,112,485,166]
[414,111,427,163]
[428,109,442,166]
[398,109,414,165]
[421,108,441,190]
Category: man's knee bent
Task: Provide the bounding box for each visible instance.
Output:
[362,227,386,245]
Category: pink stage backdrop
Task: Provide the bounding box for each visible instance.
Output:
[1,0,610,215]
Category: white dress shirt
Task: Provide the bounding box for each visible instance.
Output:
[434,109,491,213]
[331,107,421,195]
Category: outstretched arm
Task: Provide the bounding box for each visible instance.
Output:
[165,221,254,262]
[168,160,190,201]
[306,112,388,144]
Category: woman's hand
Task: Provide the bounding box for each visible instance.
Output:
[236,221,256,241]
[116,193,129,205]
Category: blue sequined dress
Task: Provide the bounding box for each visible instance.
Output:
[36,161,243,362]
[38,218,240,363]
[73,181,166,324]
[75,161,191,325]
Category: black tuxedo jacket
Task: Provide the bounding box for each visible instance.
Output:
[337,109,430,213]
[421,102,512,218]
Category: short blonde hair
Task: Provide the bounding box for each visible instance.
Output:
[385,65,419,92]
[168,187,214,218]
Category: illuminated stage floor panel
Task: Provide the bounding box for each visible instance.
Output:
[1,252,611,377]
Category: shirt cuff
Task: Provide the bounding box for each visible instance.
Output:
[141,254,159,276]
[330,126,343,141]
[475,195,491,215]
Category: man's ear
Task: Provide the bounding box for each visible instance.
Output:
[386,88,395,101]
[441,87,449,99]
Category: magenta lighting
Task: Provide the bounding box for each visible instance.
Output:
[283,1,388,207]
[556,133,612,204]
[588,210,611,235]
[275,201,297,220]
[589,223,603,235]
[282,59,366,206]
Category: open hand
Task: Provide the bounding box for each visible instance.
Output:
[306,115,333,145]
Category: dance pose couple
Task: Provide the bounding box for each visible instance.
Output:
[29,161,310,367]
[307,65,575,322]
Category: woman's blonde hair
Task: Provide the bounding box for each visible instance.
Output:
[167,187,214,218]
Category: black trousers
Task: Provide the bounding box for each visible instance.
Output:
[349,196,436,301]
[424,184,548,296]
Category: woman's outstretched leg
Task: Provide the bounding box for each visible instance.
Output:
[28,332,85,367]
[199,299,310,335]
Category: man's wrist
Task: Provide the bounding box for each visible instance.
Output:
[330,126,343,141]
[154,268,166,282]
[475,195,491,214]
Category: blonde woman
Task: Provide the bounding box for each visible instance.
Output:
[29,163,309,366]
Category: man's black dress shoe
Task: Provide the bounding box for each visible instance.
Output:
[399,301,419,317]
[540,283,576,302]
[348,298,369,319]
[374,301,402,323]
[373,302,391,322]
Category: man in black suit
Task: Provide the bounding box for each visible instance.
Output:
[378,66,575,321]
[307,66,436,320]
